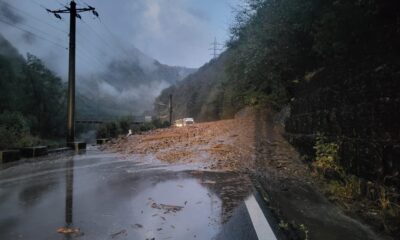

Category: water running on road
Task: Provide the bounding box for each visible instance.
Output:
[0,148,263,240]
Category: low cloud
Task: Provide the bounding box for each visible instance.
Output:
[127,0,211,68]
[79,77,171,115]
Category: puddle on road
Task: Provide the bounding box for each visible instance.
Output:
[0,150,253,240]
[125,178,221,240]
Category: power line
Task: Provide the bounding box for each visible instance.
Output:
[2,2,120,87]
[0,2,103,74]
[30,0,47,10]
[44,2,148,85]
[0,14,65,44]
[76,46,137,85]
[81,19,156,83]
[79,17,137,65]
[76,45,111,71]
[75,0,90,8]
[76,27,114,60]
[0,18,68,50]
[0,1,68,34]
[98,20,131,56]
[79,18,119,53]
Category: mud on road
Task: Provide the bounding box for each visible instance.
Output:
[104,109,256,172]
[104,107,390,240]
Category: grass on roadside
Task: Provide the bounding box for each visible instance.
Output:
[312,133,400,236]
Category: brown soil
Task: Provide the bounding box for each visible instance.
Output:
[104,108,256,171]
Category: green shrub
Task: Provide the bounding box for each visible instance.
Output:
[96,118,165,138]
[96,123,108,138]
[96,121,120,138]
[118,117,131,134]
[0,111,31,149]
[312,133,344,179]
[152,118,170,128]
[313,134,361,201]
[139,122,156,132]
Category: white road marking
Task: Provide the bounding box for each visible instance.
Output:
[245,194,277,240]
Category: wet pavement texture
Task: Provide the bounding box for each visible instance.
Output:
[0,148,264,240]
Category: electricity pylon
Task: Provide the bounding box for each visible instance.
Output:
[209,37,223,59]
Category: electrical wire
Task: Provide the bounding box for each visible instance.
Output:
[0,1,68,34]
[0,15,66,44]
[0,18,68,50]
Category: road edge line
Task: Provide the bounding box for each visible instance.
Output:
[245,194,278,240]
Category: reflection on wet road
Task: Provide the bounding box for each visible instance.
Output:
[0,148,268,240]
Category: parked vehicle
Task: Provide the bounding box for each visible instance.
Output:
[174,118,195,127]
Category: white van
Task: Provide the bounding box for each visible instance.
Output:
[174,118,195,127]
[183,118,194,125]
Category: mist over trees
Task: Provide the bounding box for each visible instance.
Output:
[76,55,196,119]
[0,35,66,149]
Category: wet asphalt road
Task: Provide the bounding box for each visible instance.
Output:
[0,147,274,240]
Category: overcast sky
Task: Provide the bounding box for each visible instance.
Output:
[0,0,240,78]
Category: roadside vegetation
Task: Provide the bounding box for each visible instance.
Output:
[0,36,66,150]
[312,134,400,236]
[96,118,170,139]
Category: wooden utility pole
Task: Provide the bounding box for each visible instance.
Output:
[66,1,76,144]
[169,94,173,126]
[47,1,98,143]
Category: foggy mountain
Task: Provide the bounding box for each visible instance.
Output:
[75,46,196,119]
[0,31,195,120]
[0,0,199,120]
[155,52,231,122]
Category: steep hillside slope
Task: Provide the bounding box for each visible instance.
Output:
[155,51,238,122]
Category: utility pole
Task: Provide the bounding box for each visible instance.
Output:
[169,94,173,126]
[47,1,99,143]
[209,37,223,59]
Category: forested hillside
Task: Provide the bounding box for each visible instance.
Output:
[0,35,66,149]
[156,0,400,233]
[155,51,232,121]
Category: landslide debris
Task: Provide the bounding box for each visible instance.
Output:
[104,108,255,171]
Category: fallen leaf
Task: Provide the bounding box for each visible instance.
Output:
[56,227,80,234]
[202,180,216,184]
[110,229,127,238]
[132,224,143,229]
